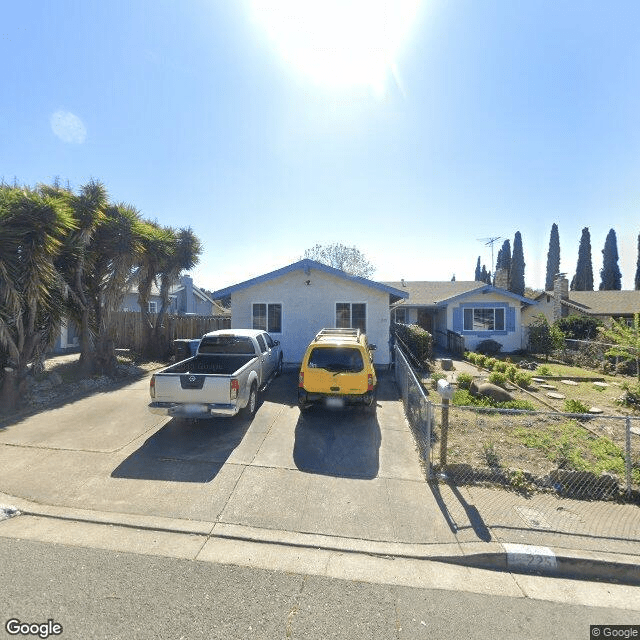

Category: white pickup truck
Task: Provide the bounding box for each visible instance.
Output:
[149,329,283,419]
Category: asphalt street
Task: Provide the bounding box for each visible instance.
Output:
[2,537,638,640]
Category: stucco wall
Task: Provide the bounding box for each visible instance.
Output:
[448,290,525,352]
[231,267,392,364]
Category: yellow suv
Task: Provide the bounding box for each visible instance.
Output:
[298,328,377,412]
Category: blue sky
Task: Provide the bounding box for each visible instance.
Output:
[2,0,639,292]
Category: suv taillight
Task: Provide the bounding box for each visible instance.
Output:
[298,372,304,388]
[150,376,156,399]
[231,379,239,400]
[367,374,373,391]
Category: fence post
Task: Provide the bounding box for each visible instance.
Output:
[626,417,632,497]
[423,398,432,479]
[440,398,449,468]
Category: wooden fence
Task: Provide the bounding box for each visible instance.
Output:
[110,311,231,352]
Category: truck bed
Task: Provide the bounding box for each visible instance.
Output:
[161,354,256,376]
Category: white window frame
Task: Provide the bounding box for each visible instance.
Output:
[147,301,158,314]
[335,302,367,333]
[463,307,505,332]
[252,302,283,334]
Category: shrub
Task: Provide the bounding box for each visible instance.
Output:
[456,372,473,390]
[488,371,508,386]
[506,365,518,381]
[393,323,433,365]
[564,399,590,414]
[535,364,552,376]
[514,371,532,388]
[476,339,502,356]
[556,315,602,340]
[485,357,498,370]
[474,354,487,368]
[528,314,564,358]
[493,361,509,373]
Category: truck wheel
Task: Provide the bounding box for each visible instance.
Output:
[243,383,258,418]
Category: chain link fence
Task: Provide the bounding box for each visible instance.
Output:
[394,345,640,503]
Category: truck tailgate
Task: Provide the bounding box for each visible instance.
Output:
[153,373,231,405]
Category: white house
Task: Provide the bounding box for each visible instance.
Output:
[386,280,536,353]
[212,259,408,365]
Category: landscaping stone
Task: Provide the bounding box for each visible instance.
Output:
[561,379,579,386]
[540,384,557,390]
[469,380,514,403]
[532,377,546,383]
[440,358,453,371]
[546,392,565,400]
[593,382,609,388]
[588,407,604,414]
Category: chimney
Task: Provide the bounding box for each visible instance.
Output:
[494,267,509,290]
[183,274,194,314]
[553,273,569,322]
[401,279,406,287]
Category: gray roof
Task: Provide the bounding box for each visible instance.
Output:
[213,259,409,300]
[383,280,532,306]
[557,290,640,316]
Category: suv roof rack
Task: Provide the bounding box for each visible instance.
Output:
[314,328,361,341]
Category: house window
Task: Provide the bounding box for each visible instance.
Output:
[147,301,157,314]
[394,308,407,323]
[336,303,366,333]
[252,303,282,333]
[463,308,505,331]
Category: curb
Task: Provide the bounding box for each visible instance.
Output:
[1,494,638,587]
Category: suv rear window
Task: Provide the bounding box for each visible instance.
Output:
[308,347,364,372]
[199,336,255,354]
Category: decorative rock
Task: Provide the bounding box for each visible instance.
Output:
[546,392,565,400]
[469,380,514,403]
[540,384,557,390]
[593,382,608,388]
[532,377,546,383]
[588,407,604,414]
[561,379,579,386]
[440,358,453,371]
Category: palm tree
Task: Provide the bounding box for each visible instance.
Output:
[135,222,175,357]
[0,184,75,411]
[151,227,202,357]
[85,202,149,375]
[46,179,109,374]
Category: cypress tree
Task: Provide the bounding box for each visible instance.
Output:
[545,223,560,291]
[496,240,511,272]
[571,227,594,291]
[480,265,488,283]
[599,228,622,290]
[475,256,482,281]
[510,231,526,296]
[635,234,640,291]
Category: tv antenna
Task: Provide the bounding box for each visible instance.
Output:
[477,236,502,271]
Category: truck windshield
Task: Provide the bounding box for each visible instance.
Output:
[199,336,255,354]
[308,347,364,372]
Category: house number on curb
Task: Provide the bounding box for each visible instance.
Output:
[502,543,558,571]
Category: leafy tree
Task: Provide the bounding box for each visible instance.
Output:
[545,223,560,291]
[527,314,564,360]
[599,315,640,381]
[555,315,602,340]
[571,227,594,291]
[599,228,622,291]
[303,243,375,278]
[510,231,526,296]
[0,184,76,410]
[474,256,481,281]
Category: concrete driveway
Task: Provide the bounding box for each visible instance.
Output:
[0,370,454,545]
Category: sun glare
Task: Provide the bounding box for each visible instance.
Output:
[251,0,420,96]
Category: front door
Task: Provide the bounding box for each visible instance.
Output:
[417,309,433,333]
